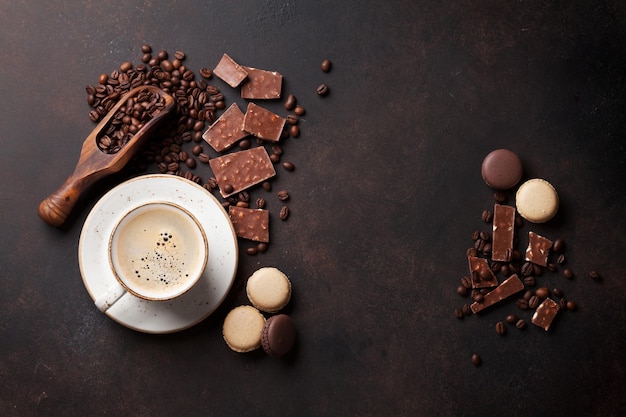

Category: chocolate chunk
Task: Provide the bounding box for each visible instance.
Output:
[228,206,270,242]
[243,103,286,142]
[468,256,498,288]
[491,204,516,262]
[531,297,560,331]
[202,103,248,152]
[525,231,553,267]
[213,53,248,88]
[209,147,276,198]
[470,274,524,314]
[240,66,282,99]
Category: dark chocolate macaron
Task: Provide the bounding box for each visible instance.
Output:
[261,314,296,357]
[481,149,523,190]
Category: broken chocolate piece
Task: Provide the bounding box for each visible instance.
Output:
[525,231,553,267]
[240,66,282,99]
[213,53,248,88]
[243,103,286,142]
[202,103,248,152]
[470,274,524,314]
[531,297,560,331]
[208,147,276,198]
[228,206,270,242]
[492,204,516,262]
[468,256,498,288]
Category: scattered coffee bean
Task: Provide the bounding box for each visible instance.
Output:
[528,295,540,309]
[462,303,472,316]
[461,276,472,289]
[282,161,295,171]
[256,242,268,253]
[516,319,527,329]
[547,263,558,272]
[256,197,266,209]
[294,105,305,116]
[472,293,484,303]
[522,290,533,301]
[279,206,289,220]
[199,67,213,78]
[589,270,601,281]
[289,125,300,138]
[516,298,529,310]
[535,287,550,299]
[457,286,469,297]
[246,246,258,256]
[493,192,506,203]
[557,254,566,265]
[552,288,563,298]
[277,190,290,201]
[563,268,574,279]
[481,209,493,223]
[455,308,465,319]
[521,262,534,277]
[495,321,506,335]
[505,314,519,325]
[316,83,329,96]
[284,94,297,110]
[566,300,576,311]
[552,238,565,253]
[321,59,332,73]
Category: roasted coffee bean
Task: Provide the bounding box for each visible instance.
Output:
[277,190,290,201]
[516,319,527,329]
[457,286,469,297]
[286,114,298,125]
[516,298,529,310]
[174,50,185,60]
[505,314,519,325]
[235,201,249,208]
[462,303,472,316]
[552,288,563,298]
[206,177,218,190]
[279,205,289,220]
[481,209,493,223]
[246,246,258,256]
[474,239,485,252]
[256,242,268,253]
[270,153,281,164]
[563,268,574,279]
[198,153,210,163]
[557,254,566,265]
[471,230,480,241]
[552,238,565,253]
[522,290,533,301]
[316,83,329,96]
[233,139,248,150]
[294,105,305,116]
[515,214,524,228]
[566,300,576,311]
[479,231,490,242]
[321,59,332,73]
[559,297,568,310]
[495,321,506,335]
[521,262,534,277]
[535,287,550,299]
[523,276,536,286]
[271,144,283,155]
[262,181,272,191]
[547,263,558,272]
[533,264,543,276]
[282,161,295,171]
[528,295,540,309]
[461,276,472,289]
[192,144,203,155]
[455,308,465,319]
[589,270,601,281]
[185,157,196,169]
[493,192,506,203]
[500,264,510,277]
[284,94,297,110]
[472,293,484,303]
[511,249,522,260]
[199,67,213,78]
[256,197,266,209]
[288,125,299,138]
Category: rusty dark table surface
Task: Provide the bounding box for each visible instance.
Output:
[1,1,625,416]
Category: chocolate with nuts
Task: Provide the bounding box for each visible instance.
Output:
[209,147,276,198]
[491,204,515,262]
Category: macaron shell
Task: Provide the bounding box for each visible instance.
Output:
[481,149,523,190]
[261,314,296,357]
[246,267,292,313]
[515,178,559,223]
[222,305,266,353]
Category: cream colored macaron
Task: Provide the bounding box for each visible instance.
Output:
[246,267,292,313]
[222,305,266,353]
[515,178,559,223]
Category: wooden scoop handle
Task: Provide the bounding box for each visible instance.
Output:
[38,173,98,227]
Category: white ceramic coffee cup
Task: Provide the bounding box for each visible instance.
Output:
[94,201,208,312]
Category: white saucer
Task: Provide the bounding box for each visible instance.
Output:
[79,174,238,333]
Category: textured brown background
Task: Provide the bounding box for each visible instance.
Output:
[1,1,625,416]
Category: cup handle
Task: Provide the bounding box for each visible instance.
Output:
[94,282,127,313]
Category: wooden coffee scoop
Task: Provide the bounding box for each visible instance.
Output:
[38,86,176,227]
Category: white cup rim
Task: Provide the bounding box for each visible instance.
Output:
[107,201,209,302]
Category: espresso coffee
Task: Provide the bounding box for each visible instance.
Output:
[109,202,207,300]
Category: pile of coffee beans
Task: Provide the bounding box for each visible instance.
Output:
[96,88,167,153]
[84,45,332,256]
